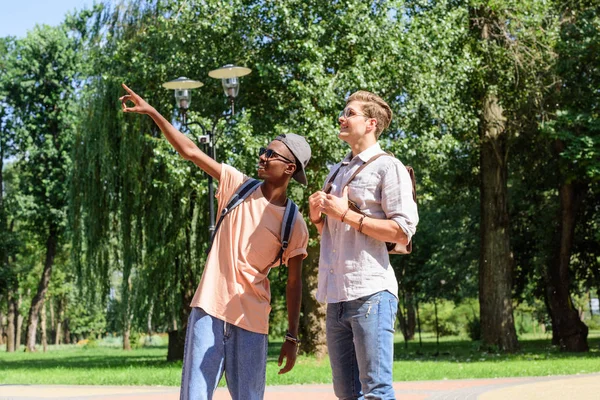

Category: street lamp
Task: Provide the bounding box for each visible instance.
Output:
[161,77,204,126]
[162,65,251,236]
[208,64,252,115]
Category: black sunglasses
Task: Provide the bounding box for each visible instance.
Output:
[259,147,295,164]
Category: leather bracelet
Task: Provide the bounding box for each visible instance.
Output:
[310,215,324,225]
[340,208,350,223]
[285,332,301,346]
[358,215,365,233]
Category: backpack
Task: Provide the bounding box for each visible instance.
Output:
[207,178,298,267]
[324,152,416,254]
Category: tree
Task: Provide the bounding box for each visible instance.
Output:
[539,2,600,351]
[4,24,81,352]
[71,0,416,357]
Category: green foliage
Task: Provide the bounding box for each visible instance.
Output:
[83,338,98,349]
[466,316,481,341]
[1,0,598,355]
[417,299,479,337]
[587,316,600,331]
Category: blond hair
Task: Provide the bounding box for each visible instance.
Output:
[346,91,393,138]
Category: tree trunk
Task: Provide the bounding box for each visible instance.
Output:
[478,92,519,352]
[123,324,131,351]
[41,299,48,352]
[398,292,416,341]
[55,297,64,345]
[0,304,5,345]
[545,172,588,352]
[122,276,132,351]
[6,289,16,352]
[25,228,58,352]
[16,292,23,349]
[64,317,71,345]
[48,297,55,341]
[406,293,416,340]
[167,255,194,361]
[299,244,327,358]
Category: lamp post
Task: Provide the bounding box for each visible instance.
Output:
[162,65,251,236]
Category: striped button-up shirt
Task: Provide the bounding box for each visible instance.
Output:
[316,143,419,303]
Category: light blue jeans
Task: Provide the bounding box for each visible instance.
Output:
[326,290,398,400]
[180,307,268,400]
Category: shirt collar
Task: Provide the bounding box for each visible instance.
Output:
[352,142,383,162]
[344,142,384,164]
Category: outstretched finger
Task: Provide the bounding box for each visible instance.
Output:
[121,83,135,95]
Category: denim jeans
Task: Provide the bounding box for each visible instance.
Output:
[326,290,398,400]
[180,307,268,400]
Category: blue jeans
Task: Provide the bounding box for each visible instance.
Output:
[326,290,398,400]
[180,307,268,400]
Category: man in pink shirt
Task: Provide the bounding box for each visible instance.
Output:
[120,84,311,400]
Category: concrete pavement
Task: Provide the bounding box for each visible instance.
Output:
[1,373,599,400]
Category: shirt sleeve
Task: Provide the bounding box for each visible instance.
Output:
[381,160,419,241]
[215,164,246,214]
[283,212,309,265]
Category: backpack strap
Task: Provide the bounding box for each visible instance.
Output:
[271,199,298,268]
[207,178,262,255]
[324,152,391,194]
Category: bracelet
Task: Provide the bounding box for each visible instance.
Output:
[285,332,301,346]
[310,215,324,225]
[358,215,365,233]
[340,208,349,223]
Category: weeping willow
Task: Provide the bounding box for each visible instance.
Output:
[70,1,214,348]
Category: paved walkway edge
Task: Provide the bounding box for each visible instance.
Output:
[1,373,599,400]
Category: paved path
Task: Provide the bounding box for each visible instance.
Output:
[1,373,599,400]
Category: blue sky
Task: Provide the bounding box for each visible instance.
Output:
[0,0,95,38]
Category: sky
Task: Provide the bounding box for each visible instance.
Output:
[0,0,95,38]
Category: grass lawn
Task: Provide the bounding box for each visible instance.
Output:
[1,332,599,386]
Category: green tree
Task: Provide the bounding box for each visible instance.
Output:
[4,24,82,352]
[539,2,600,351]
[72,0,416,357]
[1,36,25,353]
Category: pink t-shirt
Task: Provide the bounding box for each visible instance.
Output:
[190,164,309,334]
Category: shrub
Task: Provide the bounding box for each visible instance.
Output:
[466,317,481,341]
[587,316,600,330]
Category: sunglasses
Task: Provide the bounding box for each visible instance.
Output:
[338,108,369,120]
[259,147,296,164]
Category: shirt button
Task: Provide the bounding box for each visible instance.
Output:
[329,269,334,274]
[333,249,336,253]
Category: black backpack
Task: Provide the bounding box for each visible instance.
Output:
[207,178,298,267]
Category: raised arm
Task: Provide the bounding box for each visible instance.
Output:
[119,83,221,180]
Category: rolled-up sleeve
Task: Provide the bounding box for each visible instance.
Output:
[381,161,419,241]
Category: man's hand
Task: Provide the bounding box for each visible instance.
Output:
[308,190,327,223]
[322,186,349,221]
[119,83,155,115]
[278,340,298,374]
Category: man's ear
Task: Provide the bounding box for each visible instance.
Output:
[367,118,378,134]
[285,163,297,176]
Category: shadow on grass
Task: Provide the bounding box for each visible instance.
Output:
[0,346,178,371]
[2,337,598,373]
